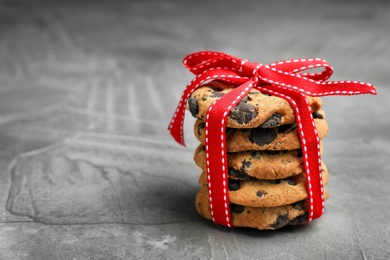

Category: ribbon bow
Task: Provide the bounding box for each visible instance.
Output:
[168,51,376,228]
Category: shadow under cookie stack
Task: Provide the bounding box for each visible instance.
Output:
[187,84,329,230]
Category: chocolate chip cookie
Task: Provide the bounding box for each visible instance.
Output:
[187,85,323,129]
[195,187,329,230]
[194,144,325,180]
[194,112,328,152]
[198,163,328,207]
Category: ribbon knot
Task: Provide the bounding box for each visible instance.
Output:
[169,51,376,228]
[248,62,264,87]
[237,59,258,74]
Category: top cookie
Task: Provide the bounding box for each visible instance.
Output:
[187,85,322,129]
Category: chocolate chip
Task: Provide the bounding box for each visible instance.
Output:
[270,214,289,229]
[207,85,220,92]
[291,201,304,209]
[260,113,282,128]
[230,203,245,214]
[226,128,234,137]
[250,151,261,160]
[289,214,307,226]
[287,178,297,185]
[242,159,251,169]
[277,124,297,134]
[277,124,290,133]
[249,128,277,146]
[228,168,253,180]
[197,121,205,136]
[256,190,267,197]
[210,91,225,98]
[313,111,324,119]
[188,97,199,117]
[240,96,249,103]
[228,179,240,191]
[229,100,257,125]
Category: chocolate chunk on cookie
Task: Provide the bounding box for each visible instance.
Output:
[228,168,255,180]
[196,121,205,137]
[277,124,297,134]
[256,190,267,197]
[230,203,245,213]
[242,159,251,169]
[288,214,308,226]
[313,111,324,119]
[188,97,199,118]
[287,178,297,185]
[229,98,258,125]
[210,91,225,98]
[228,179,241,191]
[249,128,277,146]
[260,113,282,128]
[270,214,289,229]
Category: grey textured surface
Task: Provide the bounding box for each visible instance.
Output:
[0,0,389,259]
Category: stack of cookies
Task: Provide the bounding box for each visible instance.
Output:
[187,84,330,230]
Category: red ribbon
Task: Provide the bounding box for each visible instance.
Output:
[168,51,377,227]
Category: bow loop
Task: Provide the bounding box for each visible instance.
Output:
[183,51,243,76]
[267,58,334,82]
[183,51,263,80]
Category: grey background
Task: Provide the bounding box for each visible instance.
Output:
[0,0,389,259]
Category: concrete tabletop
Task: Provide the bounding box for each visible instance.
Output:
[0,0,389,259]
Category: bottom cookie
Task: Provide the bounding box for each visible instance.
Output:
[195,187,329,230]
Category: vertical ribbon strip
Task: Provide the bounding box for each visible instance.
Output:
[168,51,377,227]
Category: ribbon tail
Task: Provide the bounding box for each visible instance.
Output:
[168,106,186,146]
[319,81,377,96]
[205,81,255,227]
